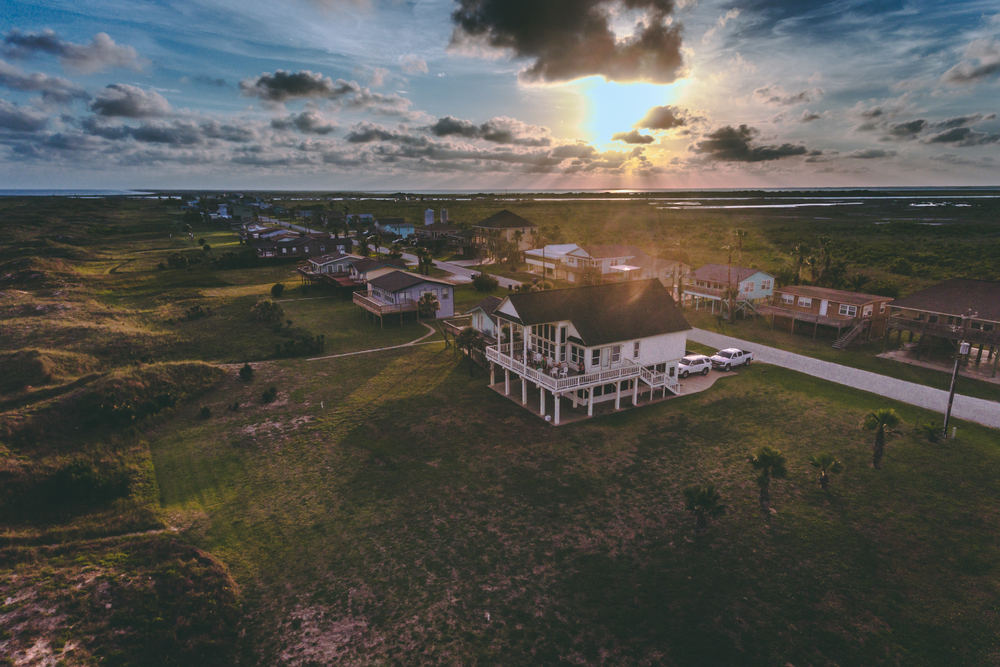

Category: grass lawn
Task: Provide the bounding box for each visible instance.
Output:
[683,309,1000,403]
[151,343,1000,666]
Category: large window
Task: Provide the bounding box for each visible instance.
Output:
[744,281,754,293]
[592,349,600,366]
[781,293,795,305]
[839,304,858,317]
[862,304,873,317]
[633,341,640,358]
[611,345,621,364]
[570,345,582,364]
[879,302,886,314]
[760,279,772,291]
[798,297,812,308]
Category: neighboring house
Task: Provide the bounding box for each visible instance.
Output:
[250,233,350,259]
[626,251,691,289]
[561,244,637,283]
[415,222,462,241]
[307,252,361,275]
[354,270,455,325]
[687,264,775,315]
[473,210,538,251]
[759,285,894,347]
[525,244,581,279]
[486,280,691,424]
[376,217,415,239]
[885,278,1000,375]
[465,296,503,340]
[232,203,256,222]
[348,257,409,284]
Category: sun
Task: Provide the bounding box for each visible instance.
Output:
[572,77,684,150]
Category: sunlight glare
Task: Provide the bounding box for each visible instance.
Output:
[573,77,682,149]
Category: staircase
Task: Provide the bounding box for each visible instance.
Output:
[833,321,867,349]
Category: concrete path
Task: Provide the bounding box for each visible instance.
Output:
[689,328,1000,430]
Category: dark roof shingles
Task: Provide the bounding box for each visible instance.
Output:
[474,209,537,230]
[892,278,1000,322]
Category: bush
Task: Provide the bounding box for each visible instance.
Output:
[239,363,254,381]
[202,244,211,253]
[49,457,131,506]
[471,272,500,292]
[166,252,188,269]
[183,304,211,321]
[261,386,278,403]
[251,299,284,324]
[197,237,206,245]
[198,406,212,420]
[889,258,913,276]
[271,283,285,298]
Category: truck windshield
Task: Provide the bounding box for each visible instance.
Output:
[719,352,732,358]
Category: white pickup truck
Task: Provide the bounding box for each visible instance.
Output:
[710,348,754,371]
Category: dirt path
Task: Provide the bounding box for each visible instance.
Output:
[306,322,442,362]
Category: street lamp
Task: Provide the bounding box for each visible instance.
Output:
[942,309,977,439]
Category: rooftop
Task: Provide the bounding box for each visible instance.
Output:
[368,269,453,292]
[474,209,537,230]
[466,295,503,317]
[776,284,891,306]
[892,278,1000,322]
[693,263,773,285]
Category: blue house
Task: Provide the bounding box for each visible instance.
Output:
[376,217,415,239]
[687,264,775,316]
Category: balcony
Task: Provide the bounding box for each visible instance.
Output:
[887,316,1000,346]
[353,290,418,316]
[758,304,861,328]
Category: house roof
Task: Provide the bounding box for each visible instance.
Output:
[693,263,773,284]
[310,252,358,266]
[499,279,691,347]
[351,257,409,274]
[465,296,503,318]
[474,209,537,230]
[368,269,453,292]
[628,250,682,273]
[525,243,581,260]
[417,222,461,233]
[377,217,410,227]
[576,244,636,259]
[892,278,1000,322]
[776,284,891,306]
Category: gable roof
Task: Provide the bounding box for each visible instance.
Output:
[499,279,690,347]
[310,252,358,266]
[776,285,891,306]
[474,209,537,230]
[377,217,410,228]
[351,257,409,274]
[693,263,773,284]
[465,296,503,318]
[368,269,453,292]
[577,244,636,260]
[892,278,1000,322]
[417,222,461,234]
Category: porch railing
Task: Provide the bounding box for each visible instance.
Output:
[353,291,419,315]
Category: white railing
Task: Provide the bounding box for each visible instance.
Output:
[486,347,680,394]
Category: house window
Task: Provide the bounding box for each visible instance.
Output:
[560,328,567,344]
[669,366,675,377]
[862,305,873,317]
[441,288,449,299]
[781,293,795,305]
[839,304,858,317]
[282,247,287,254]
[761,279,772,291]
[633,341,640,358]
[611,345,621,364]
[798,297,812,308]
[570,345,581,363]
[744,281,754,293]
[592,349,600,366]
[320,246,325,252]
[880,302,886,314]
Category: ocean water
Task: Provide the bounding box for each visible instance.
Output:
[0,189,153,197]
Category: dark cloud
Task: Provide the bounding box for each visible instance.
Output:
[193,75,229,88]
[690,124,809,162]
[884,119,926,140]
[550,143,596,159]
[2,29,145,73]
[923,127,1000,147]
[89,84,171,118]
[427,115,551,146]
[450,0,685,84]
[344,122,428,146]
[82,116,255,145]
[799,110,822,123]
[845,148,896,159]
[612,129,654,144]
[941,39,1000,84]
[240,70,358,103]
[0,98,49,132]
[635,105,690,130]
[754,85,823,106]
[271,108,337,135]
[0,59,88,104]
[931,113,994,130]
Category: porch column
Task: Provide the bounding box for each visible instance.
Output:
[554,392,561,425]
[633,379,639,405]
[571,390,578,408]
[504,368,510,395]
[540,386,545,416]
[615,381,621,410]
[490,364,495,386]
[521,374,527,405]
[587,390,594,416]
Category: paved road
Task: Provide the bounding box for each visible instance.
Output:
[689,328,1000,430]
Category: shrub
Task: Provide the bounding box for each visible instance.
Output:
[251,298,284,325]
[271,283,286,298]
[183,304,211,321]
[202,244,211,253]
[197,237,206,245]
[239,363,254,381]
[471,272,500,292]
[261,386,278,403]
[889,258,913,276]
[49,457,131,506]
[166,252,188,269]
[198,406,212,420]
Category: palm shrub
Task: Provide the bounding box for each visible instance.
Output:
[472,272,499,292]
[455,327,483,377]
[808,452,843,490]
[917,421,941,443]
[748,446,787,514]
[861,408,901,470]
[270,283,285,298]
[239,363,254,381]
[417,292,440,319]
[682,484,726,534]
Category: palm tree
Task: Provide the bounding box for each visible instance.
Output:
[794,244,811,284]
[358,236,372,257]
[416,248,434,275]
[808,452,843,490]
[861,408,901,470]
[734,228,749,260]
[775,267,797,289]
[417,292,440,320]
[455,327,482,377]
[389,242,403,259]
[748,446,787,514]
[805,255,820,284]
[823,259,850,289]
[846,273,872,292]
[917,421,941,443]
[683,484,726,534]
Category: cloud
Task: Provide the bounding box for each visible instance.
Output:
[845,148,897,159]
[799,110,823,123]
[271,108,338,135]
[931,113,994,129]
[344,122,428,146]
[612,129,655,144]
[81,116,255,145]
[883,119,927,140]
[754,85,823,106]
[2,29,145,73]
[192,75,229,88]
[635,104,692,131]
[369,67,389,87]
[0,98,49,132]
[427,115,551,146]
[690,124,809,162]
[89,84,172,118]
[941,39,1000,84]
[399,55,428,74]
[0,59,89,104]
[922,127,1000,147]
[240,70,358,103]
[702,8,739,43]
[450,0,685,84]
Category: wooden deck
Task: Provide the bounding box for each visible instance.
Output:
[887,316,1000,346]
[758,304,860,328]
[353,290,418,316]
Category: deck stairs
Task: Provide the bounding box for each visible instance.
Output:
[833,321,867,349]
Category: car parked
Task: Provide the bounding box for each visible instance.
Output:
[678,354,713,378]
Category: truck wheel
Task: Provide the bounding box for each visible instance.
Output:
[724,363,731,372]
[702,367,710,376]
[746,358,752,365]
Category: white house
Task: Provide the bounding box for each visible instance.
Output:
[561,245,639,283]
[464,296,503,340]
[354,270,455,326]
[486,280,691,424]
[308,252,360,275]
[525,244,581,279]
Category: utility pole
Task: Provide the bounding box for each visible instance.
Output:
[943,309,977,439]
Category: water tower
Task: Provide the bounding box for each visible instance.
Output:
[441,209,449,224]
[424,208,434,226]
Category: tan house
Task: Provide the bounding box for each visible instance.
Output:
[760,285,893,348]
[473,210,537,251]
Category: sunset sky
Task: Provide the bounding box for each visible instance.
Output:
[1,0,998,189]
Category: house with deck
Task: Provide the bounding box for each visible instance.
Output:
[349,257,410,284]
[473,210,537,251]
[884,278,1000,376]
[758,285,893,348]
[525,244,581,279]
[687,264,775,316]
[486,280,691,425]
[465,296,503,341]
[353,270,455,326]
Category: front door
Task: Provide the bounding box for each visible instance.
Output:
[819,300,828,316]
[601,347,611,369]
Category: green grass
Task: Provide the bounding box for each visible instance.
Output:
[684,309,1000,402]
